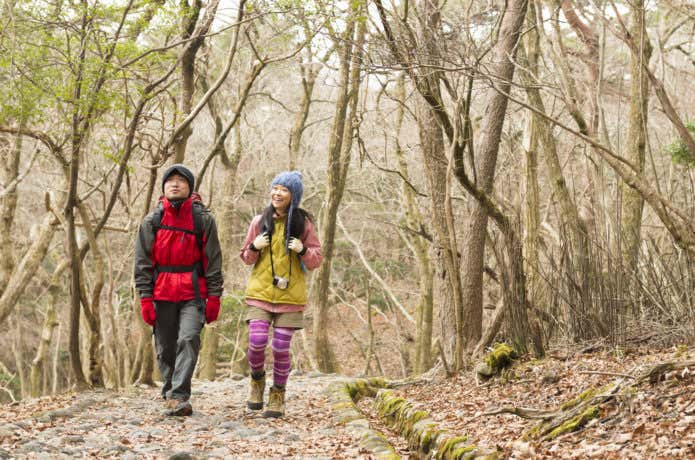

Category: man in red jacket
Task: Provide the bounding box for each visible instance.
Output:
[134,164,223,416]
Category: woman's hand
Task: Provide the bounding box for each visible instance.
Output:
[250,232,270,251]
[288,237,304,254]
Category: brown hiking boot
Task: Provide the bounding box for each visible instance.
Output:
[263,385,285,418]
[247,371,265,410]
[163,399,193,416]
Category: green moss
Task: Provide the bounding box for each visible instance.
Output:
[346,379,376,400]
[367,377,389,388]
[560,388,596,411]
[522,423,542,441]
[331,401,356,410]
[452,444,477,459]
[416,423,442,453]
[484,343,518,373]
[435,435,469,459]
[402,409,428,435]
[376,391,407,419]
[545,405,600,440]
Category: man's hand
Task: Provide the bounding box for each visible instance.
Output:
[140,297,156,326]
[288,237,304,254]
[250,232,270,251]
[206,296,221,323]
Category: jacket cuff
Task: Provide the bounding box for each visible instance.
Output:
[298,246,308,256]
[249,243,259,252]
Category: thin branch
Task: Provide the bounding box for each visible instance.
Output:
[337,215,415,324]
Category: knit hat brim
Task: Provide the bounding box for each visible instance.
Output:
[270,171,304,252]
[162,164,195,196]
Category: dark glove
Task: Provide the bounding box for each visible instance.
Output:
[140,297,156,326]
[206,296,221,323]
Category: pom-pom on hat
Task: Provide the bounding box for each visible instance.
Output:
[270,171,304,252]
[161,164,194,196]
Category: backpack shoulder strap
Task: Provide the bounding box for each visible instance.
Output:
[151,204,164,236]
[192,202,204,252]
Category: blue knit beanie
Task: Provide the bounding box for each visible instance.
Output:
[270,171,303,252]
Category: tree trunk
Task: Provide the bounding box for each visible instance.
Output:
[30,289,59,397]
[412,0,463,366]
[0,211,59,325]
[394,76,434,374]
[198,122,244,379]
[29,260,66,397]
[520,3,596,339]
[12,311,27,398]
[288,58,318,169]
[454,158,543,356]
[619,0,652,279]
[197,325,220,380]
[51,320,62,395]
[0,126,21,295]
[522,107,541,313]
[459,0,529,350]
[175,0,203,163]
[312,11,365,372]
[77,203,104,386]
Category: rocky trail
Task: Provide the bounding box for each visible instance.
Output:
[1,346,693,459]
[0,373,368,459]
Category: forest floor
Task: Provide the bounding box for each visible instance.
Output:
[361,344,694,459]
[0,344,693,459]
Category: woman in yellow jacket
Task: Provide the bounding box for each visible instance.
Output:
[239,171,322,417]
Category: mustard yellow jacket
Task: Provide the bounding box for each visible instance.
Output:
[240,214,322,306]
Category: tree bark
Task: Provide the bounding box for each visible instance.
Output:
[394,76,434,374]
[0,212,59,325]
[522,104,541,315]
[197,325,220,380]
[619,0,652,276]
[30,270,61,397]
[311,11,365,372]
[459,0,529,350]
[175,0,202,163]
[77,202,104,386]
[288,55,319,170]
[0,127,21,295]
[519,3,595,339]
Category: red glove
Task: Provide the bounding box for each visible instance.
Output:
[140,297,156,326]
[206,296,221,323]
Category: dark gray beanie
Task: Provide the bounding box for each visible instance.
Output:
[161,164,194,196]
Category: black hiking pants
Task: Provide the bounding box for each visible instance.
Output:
[154,299,205,401]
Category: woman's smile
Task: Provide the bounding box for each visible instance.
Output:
[270,185,291,214]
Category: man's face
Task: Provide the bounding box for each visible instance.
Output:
[164,173,190,200]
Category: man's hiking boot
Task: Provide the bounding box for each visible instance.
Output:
[247,371,265,410]
[163,398,193,416]
[263,385,285,418]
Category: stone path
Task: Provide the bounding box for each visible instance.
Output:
[0,372,372,459]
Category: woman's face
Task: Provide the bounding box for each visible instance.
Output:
[270,184,291,214]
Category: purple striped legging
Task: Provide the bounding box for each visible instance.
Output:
[248,319,294,387]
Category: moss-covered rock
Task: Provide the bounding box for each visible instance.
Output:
[323,379,401,459]
[374,388,496,459]
[485,343,517,370]
[476,343,518,380]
